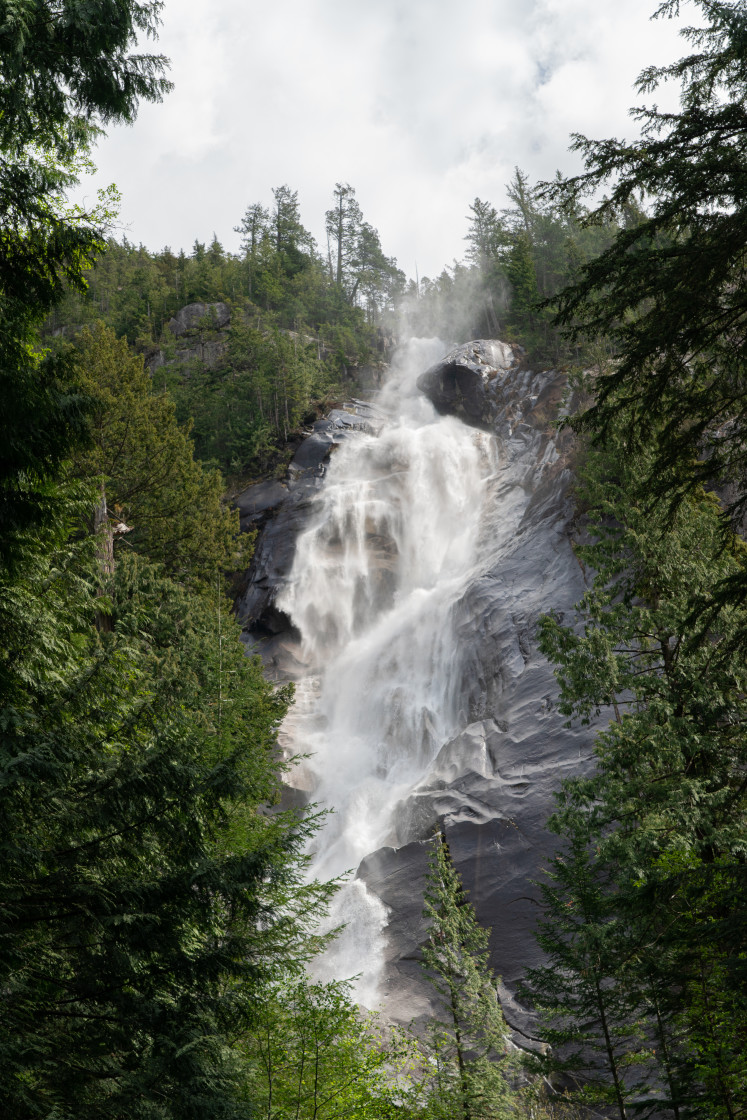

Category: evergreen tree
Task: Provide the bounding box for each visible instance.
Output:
[0,0,170,553]
[464,197,505,336]
[531,423,747,1119]
[465,198,502,270]
[73,322,242,586]
[0,10,342,1116]
[239,978,421,1120]
[0,542,334,1117]
[236,202,270,297]
[325,182,363,290]
[272,184,314,263]
[323,183,405,318]
[522,836,650,1120]
[505,233,540,343]
[547,0,747,535]
[421,833,514,1120]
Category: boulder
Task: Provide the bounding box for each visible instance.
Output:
[234,479,290,531]
[416,339,518,426]
[168,301,230,336]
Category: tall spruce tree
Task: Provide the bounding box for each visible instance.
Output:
[0,542,337,1117]
[420,833,514,1120]
[0,8,340,1117]
[522,836,651,1120]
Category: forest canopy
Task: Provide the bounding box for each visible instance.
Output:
[2,0,747,1118]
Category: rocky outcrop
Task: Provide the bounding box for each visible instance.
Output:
[168,301,230,336]
[145,302,232,373]
[235,402,383,674]
[416,339,519,426]
[352,350,599,1034]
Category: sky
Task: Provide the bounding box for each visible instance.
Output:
[75,0,687,280]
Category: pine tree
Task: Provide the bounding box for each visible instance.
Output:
[420,833,514,1120]
[325,182,363,290]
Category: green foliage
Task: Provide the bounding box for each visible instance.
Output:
[522,837,650,1119]
[547,0,747,529]
[0,1,170,145]
[0,533,337,1117]
[406,170,621,359]
[0,10,343,1117]
[46,182,404,476]
[505,233,540,343]
[157,318,332,477]
[73,322,242,584]
[0,0,171,552]
[420,834,514,1120]
[238,978,422,1120]
[527,425,747,1120]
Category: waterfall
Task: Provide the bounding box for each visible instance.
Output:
[275,338,497,1004]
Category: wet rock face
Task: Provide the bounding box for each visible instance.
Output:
[356,352,602,1035]
[236,345,601,1036]
[416,339,519,426]
[235,402,383,676]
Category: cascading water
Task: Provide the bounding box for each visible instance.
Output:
[275,339,498,1004]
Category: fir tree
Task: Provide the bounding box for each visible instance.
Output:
[0,544,335,1117]
[0,0,171,555]
[72,322,243,586]
[421,833,514,1120]
[522,835,649,1120]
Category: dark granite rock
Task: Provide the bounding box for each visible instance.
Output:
[351,350,608,1036]
[357,841,434,1025]
[235,478,319,642]
[417,339,518,426]
[235,406,377,669]
[290,424,338,472]
[234,480,289,530]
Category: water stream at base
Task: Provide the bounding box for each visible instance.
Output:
[275,338,497,1006]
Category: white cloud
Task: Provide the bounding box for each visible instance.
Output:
[74,0,686,276]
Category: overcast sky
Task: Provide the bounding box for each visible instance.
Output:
[75,0,687,280]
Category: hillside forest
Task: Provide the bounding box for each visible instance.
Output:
[1,1,746,1119]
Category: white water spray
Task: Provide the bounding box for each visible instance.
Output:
[276,339,497,1002]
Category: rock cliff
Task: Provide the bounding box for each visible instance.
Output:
[236,340,602,1037]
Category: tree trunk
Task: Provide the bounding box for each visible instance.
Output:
[94,481,114,633]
